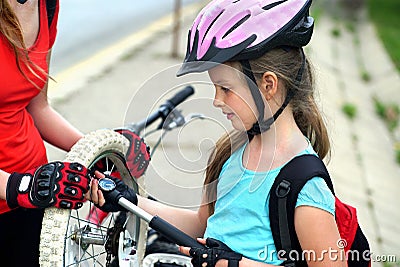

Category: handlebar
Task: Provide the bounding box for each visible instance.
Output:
[168,85,195,107]
[106,85,205,249]
[104,187,206,249]
[127,86,195,134]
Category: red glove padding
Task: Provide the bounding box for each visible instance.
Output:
[6,162,90,209]
[115,129,151,178]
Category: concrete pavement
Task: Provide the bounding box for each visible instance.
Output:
[310,10,400,262]
[46,2,400,266]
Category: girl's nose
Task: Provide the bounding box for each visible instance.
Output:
[213,97,224,108]
[213,90,224,108]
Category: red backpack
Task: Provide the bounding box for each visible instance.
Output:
[269,154,371,267]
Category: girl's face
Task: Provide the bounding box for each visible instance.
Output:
[208,64,258,131]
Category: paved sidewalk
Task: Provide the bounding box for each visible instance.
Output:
[47,3,400,266]
[310,12,400,262]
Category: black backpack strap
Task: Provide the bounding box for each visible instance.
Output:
[269,154,334,267]
[46,0,57,27]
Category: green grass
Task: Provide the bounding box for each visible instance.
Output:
[383,261,400,267]
[342,103,357,120]
[367,0,400,72]
[310,5,322,23]
[361,70,371,82]
[345,21,356,33]
[396,143,400,165]
[373,96,400,132]
[331,27,341,38]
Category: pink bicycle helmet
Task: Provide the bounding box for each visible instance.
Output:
[178,0,314,136]
[177,0,314,76]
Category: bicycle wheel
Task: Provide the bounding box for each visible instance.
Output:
[39,129,148,267]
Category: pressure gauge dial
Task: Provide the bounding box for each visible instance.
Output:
[98,178,116,192]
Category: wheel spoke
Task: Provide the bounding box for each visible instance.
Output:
[65,161,133,266]
[40,129,143,267]
[65,249,107,267]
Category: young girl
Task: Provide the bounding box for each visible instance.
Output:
[91,0,346,266]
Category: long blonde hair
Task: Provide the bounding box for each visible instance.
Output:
[204,48,330,215]
[0,0,48,88]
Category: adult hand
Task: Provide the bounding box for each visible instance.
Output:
[115,129,151,178]
[6,161,90,209]
[180,238,242,267]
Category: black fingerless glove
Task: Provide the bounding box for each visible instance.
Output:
[6,162,89,209]
[189,238,242,267]
[97,175,138,212]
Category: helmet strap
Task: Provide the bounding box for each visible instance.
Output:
[242,48,306,137]
[240,60,265,123]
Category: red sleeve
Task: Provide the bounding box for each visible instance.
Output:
[48,0,60,49]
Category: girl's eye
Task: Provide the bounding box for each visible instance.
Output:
[221,86,230,92]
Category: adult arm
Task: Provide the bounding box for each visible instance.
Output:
[26,51,83,152]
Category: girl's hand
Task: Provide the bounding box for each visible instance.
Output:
[86,171,138,212]
[85,171,106,206]
[179,237,207,254]
[179,238,241,267]
[180,238,229,267]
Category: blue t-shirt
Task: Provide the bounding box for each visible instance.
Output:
[203,142,335,265]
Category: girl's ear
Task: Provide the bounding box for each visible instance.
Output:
[260,71,278,101]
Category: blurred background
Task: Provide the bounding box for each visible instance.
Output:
[46,0,400,266]
[50,0,202,74]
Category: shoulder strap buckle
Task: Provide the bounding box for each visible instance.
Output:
[276,180,291,198]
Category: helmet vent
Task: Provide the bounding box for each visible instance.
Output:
[222,14,251,39]
[262,0,288,10]
[202,10,224,44]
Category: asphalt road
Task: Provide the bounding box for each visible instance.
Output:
[50,0,202,75]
